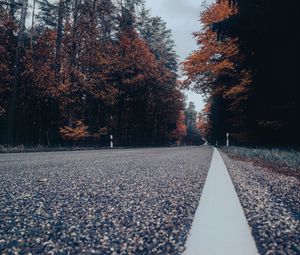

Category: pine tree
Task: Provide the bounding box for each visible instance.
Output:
[137,7,178,73]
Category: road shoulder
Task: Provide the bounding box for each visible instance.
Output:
[220,150,300,255]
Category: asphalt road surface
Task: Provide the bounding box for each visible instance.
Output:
[0,147,213,254]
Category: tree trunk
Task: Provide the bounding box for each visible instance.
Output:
[117,99,124,146]
[6,0,28,144]
[68,108,75,127]
[30,0,36,47]
[38,102,43,144]
[55,0,64,72]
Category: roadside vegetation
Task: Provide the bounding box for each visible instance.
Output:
[0,144,107,153]
[221,146,300,179]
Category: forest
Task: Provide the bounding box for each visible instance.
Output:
[184,0,300,146]
[0,0,196,147]
[1,0,299,147]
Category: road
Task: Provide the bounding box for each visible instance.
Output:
[0,147,213,254]
[185,148,258,255]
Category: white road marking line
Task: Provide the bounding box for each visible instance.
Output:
[184,148,258,255]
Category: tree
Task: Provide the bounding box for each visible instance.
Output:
[217,0,300,145]
[197,104,212,142]
[183,102,203,145]
[0,0,185,147]
[6,0,29,144]
[171,110,187,145]
[137,8,178,73]
[113,28,170,145]
[185,0,300,146]
[183,0,252,145]
[0,10,15,118]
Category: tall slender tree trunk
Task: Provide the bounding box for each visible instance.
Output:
[38,102,43,144]
[64,0,81,128]
[6,0,28,144]
[8,0,16,17]
[30,0,36,47]
[55,0,64,72]
[151,104,158,145]
[68,108,75,127]
[47,0,64,145]
[155,110,161,145]
[117,98,124,146]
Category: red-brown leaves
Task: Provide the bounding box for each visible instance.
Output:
[201,0,237,26]
[171,110,187,144]
[59,120,89,141]
[183,7,240,95]
[23,29,57,98]
[117,30,158,88]
[182,0,253,142]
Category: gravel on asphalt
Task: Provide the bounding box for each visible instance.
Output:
[0,147,213,254]
[220,150,300,255]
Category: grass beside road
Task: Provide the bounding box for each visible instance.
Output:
[0,145,107,153]
[0,144,177,153]
[221,146,300,180]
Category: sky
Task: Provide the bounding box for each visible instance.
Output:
[144,0,210,112]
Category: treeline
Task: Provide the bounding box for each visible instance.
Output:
[184,0,300,146]
[0,0,186,146]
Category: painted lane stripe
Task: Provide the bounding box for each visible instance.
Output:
[184,148,258,255]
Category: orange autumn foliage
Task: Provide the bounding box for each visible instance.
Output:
[59,121,89,141]
[183,0,239,95]
[182,0,253,143]
[197,103,212,140]
[117,30,160,88]
[171,110,187,143]
[23,29,57,99]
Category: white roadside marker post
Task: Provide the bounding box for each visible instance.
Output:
[226,132,230,146]
[110,135,114,149]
